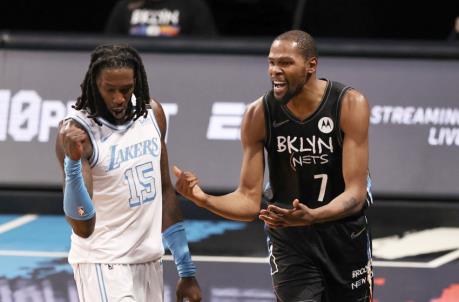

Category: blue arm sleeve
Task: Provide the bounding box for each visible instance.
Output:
[63,156,95,221]
[162,222,196,278]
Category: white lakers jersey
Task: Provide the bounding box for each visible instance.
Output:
[65,108,164,264]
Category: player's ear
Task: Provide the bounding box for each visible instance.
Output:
[306,57,317,74]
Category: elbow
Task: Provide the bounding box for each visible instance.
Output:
[241,205,261,222]
[352,201,365,215]
[74,223,95,238]
[352,190,368,214]
[227,203,260,222]
[66,216,96,238]
[75,229,93,239]
[242,212,259,222]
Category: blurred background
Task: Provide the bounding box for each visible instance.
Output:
[0,0,458,40]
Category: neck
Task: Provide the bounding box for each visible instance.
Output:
[286,78,327,120]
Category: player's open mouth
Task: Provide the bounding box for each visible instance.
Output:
[112,108,125,115]
[273,82,287,93]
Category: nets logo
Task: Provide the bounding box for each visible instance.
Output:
[318,117,334,134]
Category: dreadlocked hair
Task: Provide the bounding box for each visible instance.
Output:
[74,44,150,124]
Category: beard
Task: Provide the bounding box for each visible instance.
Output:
[272,73,309,105]
[98,99,133,124]
[272,82,304,105]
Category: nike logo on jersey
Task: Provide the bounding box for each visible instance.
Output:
[273,120,289,128]
[351,226,367,239]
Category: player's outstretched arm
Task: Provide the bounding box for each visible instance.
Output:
[174,99,266,222]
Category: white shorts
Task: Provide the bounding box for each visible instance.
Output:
[72,260,163,302]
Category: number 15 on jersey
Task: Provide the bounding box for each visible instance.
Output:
[124,162,157,208]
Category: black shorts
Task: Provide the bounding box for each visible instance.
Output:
[265,214,373,302]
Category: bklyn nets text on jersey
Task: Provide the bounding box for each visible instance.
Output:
[276,135,334,169]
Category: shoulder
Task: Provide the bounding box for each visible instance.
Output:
[245,96,265,118]
[58,116,89,132]
[149,99,167,138]
[243,96,266,129]
[64,109,99,133]
[341,88,368,115]
[55,118,94,160]
[340,88,370,132]
[341,88,368,109]
[241,96,266,143]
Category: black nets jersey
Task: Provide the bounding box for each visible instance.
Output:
[263,79,371,209]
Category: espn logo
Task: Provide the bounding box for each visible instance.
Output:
[206,102,246,140]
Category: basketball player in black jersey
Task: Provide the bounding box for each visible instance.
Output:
[174,30,373,302]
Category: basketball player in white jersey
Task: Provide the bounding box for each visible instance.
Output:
[55,44,201,302]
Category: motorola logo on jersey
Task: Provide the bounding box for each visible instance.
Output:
[318,117,334,134]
